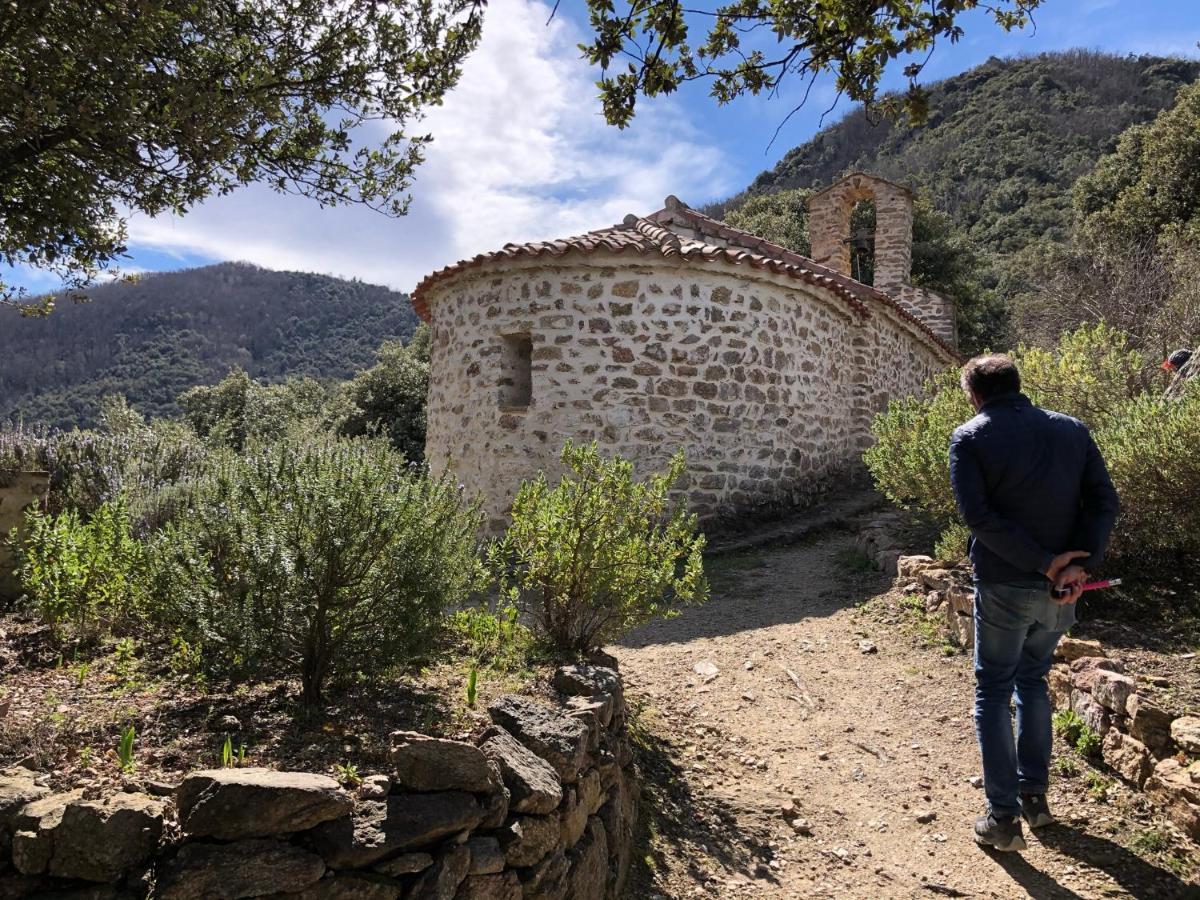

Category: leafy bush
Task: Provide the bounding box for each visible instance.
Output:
[1052,708,1085,745]
[150,435,485,708]
[865,324,1196,573]
[933,521,970,563]
[448,603,533,672]
[17,497,145,641]
[1101,385,1200,564]
[339,326,430,461]
[3,400,207,530]
[179,369,346,451]
[492,442,707,656]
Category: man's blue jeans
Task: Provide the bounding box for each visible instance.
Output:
[974,581,1076,819]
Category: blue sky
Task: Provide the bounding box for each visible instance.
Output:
[7,0,1199,298]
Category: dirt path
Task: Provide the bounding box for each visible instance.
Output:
[614,517,1198,899]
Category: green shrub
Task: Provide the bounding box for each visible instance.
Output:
[1101,385,1200,563]
[492,442,707,656]
[863,369,970,526]
[17,497,145,641]
[448,603,533,672]
[1052,708,1085,745]
[933,521,970,563]
[150,435,486,708]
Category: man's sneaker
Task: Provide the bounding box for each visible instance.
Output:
[974,814,1027,852]
[1020,793,1054,829]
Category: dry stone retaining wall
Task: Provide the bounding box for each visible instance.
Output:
[0,664,638,899]
[425,253,948,532]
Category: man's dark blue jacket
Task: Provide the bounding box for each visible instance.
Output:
[949,392,1120,584]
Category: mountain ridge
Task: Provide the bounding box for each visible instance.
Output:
[0,262,418,428]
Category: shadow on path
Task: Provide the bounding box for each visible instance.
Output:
[625,702,776,895]
[988,826,1197,899]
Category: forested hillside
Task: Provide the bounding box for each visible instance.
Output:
[716,51,1199,257]
[0,263,418,428]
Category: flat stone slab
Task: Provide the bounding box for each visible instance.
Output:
[480,727,563,815]
[158,839,326,899]
[391,731,496,793]
[310,792,482,870]
[176,768,353,840]
[488,696,591,783]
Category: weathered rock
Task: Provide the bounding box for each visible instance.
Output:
[1101,730,1155,788]
[1145,758,1200,841]
[1070,689,1111,738]
[943,588,974,649]
[479,727,563,815]
[391,732,497,794]
[896,555,935,578]
[158,839,326,899]
[1126,693,1177,756]
[10,790,83,875]
[565,695,613,730]
[465,836,504,875]
[553,665,622,710]
[1055,637,1105,663]
[408,845,470,900]
[1047,665,1073,711]
[518,849,569,900]
[876,549,901,577]
[564,818,608,900]
[566,706,602,754]
[557,786,588,851]
[310,792,482,869]
[478,764,510,829]
[575,769,603,817]
[597,768,638,895]
[1092,670,1136,714]
[454,871,522,900]
[273,872,401,899]
[358,775,392,801]
[38,792,164,883]
[488,697,591,784]
[1069,656,1126,693]
[0,768,48,855]
[497,814,559,868]
[371,852,433,877]
[176,769,353,840]
[920,569,956,593]
[1171,716,1200,755]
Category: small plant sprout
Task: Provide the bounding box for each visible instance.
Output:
[116,725,136,773]
[75,661,89,687]
[334,763,361,787]
[222,735,233,768]
[466,665,479,708]
[238,744,247,766]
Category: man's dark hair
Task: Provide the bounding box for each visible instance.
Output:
[960,354,1021,402]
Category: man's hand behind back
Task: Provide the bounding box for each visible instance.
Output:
[1053,564,1088,605]
[1044,550,1088,583]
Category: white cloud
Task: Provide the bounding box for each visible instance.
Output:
[126,0,730,293]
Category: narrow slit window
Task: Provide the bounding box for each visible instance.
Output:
[499,333,532,409]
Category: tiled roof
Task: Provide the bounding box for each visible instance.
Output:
[410,199,956,359]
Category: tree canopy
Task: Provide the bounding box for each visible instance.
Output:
[0,0,483,313]
[580,0,1043,128]
[1073,79,1200,249]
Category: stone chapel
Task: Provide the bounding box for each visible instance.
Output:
[412,172,959,530]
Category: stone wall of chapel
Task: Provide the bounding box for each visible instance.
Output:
[424,254,949,531]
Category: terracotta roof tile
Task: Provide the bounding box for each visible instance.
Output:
[410,201,956,360]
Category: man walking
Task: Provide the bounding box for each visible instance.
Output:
[949,355,1120,852]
